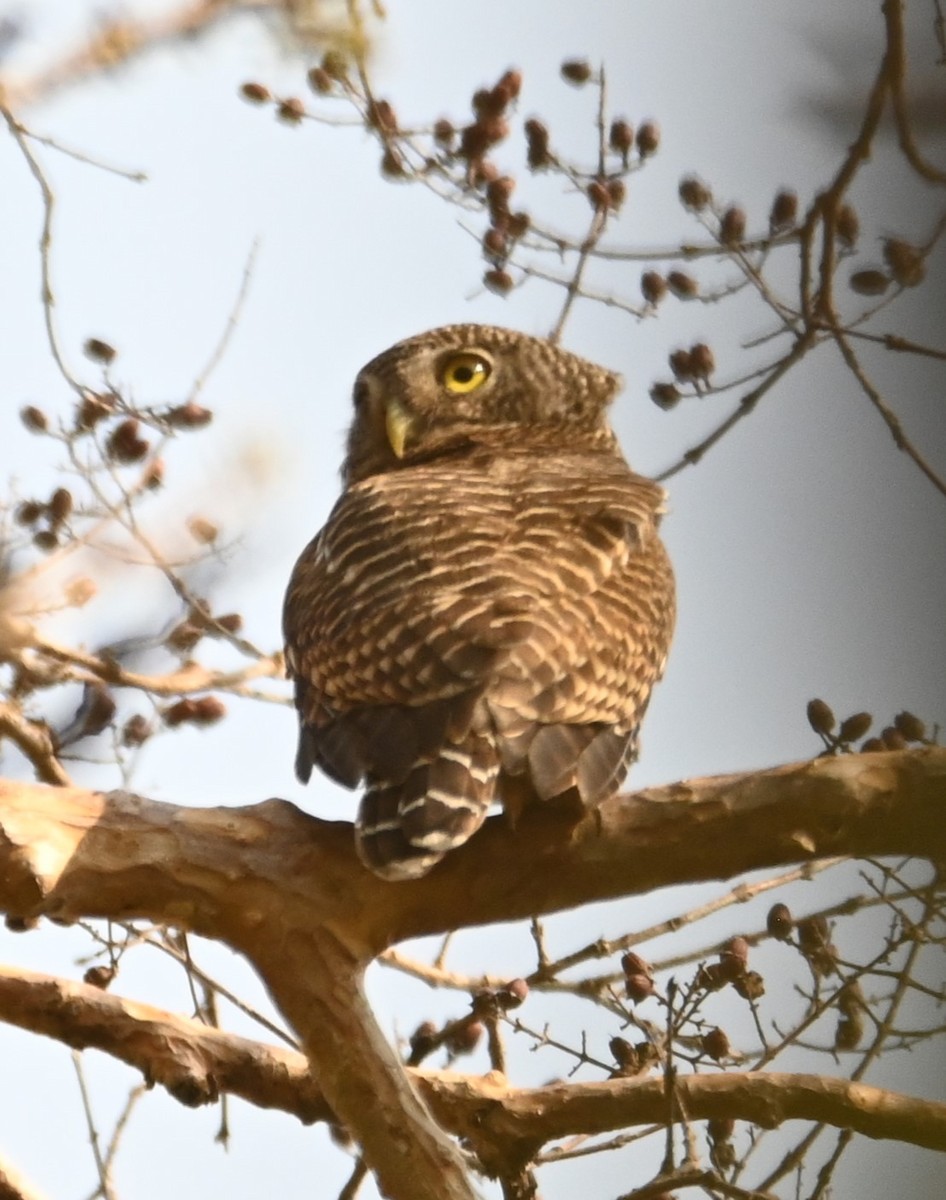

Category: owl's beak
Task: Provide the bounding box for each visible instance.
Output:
[384,398,415,459]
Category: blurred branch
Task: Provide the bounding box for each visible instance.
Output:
[0,965,329,1122]
[0,1154,47,1200]
[3,967,945,1176]
[884,0,946,185]
[0,701,70,785]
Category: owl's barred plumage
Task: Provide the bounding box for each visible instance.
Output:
[283,324,675,880]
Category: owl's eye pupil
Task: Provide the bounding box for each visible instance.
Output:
[453,366,474,384]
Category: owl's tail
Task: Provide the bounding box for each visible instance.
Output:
[356,729,499,880]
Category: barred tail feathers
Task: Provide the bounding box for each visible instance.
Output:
[355,730,499,880]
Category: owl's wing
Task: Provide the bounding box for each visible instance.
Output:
[483,455,675,805]
[283,453,672,799]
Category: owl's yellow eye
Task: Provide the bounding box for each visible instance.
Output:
[440,353,491,394]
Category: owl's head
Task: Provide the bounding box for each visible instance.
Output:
[342,324,622,484]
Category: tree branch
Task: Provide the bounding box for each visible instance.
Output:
[4,967,945,1181]
[1,751,942,1198]
[0,750,942,951]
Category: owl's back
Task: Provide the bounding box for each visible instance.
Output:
[284,438,674,879]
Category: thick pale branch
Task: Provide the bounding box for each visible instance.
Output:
[425,1071,946,1174]
[4,968,945,1178]
[0,750,942,954]
[1,751,941,1196]
[0,965,329,1121]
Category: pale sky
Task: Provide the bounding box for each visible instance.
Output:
[1,2,944,1198]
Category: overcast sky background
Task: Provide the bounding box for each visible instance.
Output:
[1,2,944,1198]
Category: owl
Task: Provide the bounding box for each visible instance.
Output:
[283,324,675,880]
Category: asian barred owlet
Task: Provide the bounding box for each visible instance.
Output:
[283,324,675,880]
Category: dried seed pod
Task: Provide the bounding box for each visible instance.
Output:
[143,458,165,490]
[769,189,798,233]
[624,973,655,1003]
[836,203,860,246]
[860,736,885,753]
[609,1036,637,1071]
[640,271,667,304]
[678,176,712,211]
[609,119,634,160]
[168,620,203,652]
[433,118,455,147]
[636,121,660,157]
[367,98,397,134]
[20,405,48,433]
[122,714,152,747]
[880,725,906,751]
[806,698,836,735]
[215,613,244,635]
[106,419,149,464]
[710,1139,737,1172]
[506,211,530,239]
[48,488,73,525]
[667,270,698,298]
[84,965,117,990]
[306,67,332,95]
[720,205,747,246]
[650,382,681,410]
[560,59,592,85]
[482,228,507,259]
[700,1027,731,1062]
[849,269,889,296]
[586,180,611,211]
[191,696,227,725]
[838,980,865,1017]
[497,978,528,1009]
[797,915,836,975]
[65,577,97,607]
[883,238,924,287]
[446,1019,483,1056]
[408,1020,438,1061]
[15,500,44,526]
[732,970,765,1001]
[606,179,626,210]
[165,401,213,429]
[187,516,219,545]
[320,50,349,82]
[524,117,551,169]
[484,268,514,295]
[84,337,117,364]
[669,348,694,381]
[495,68,522,102]
[708,1117,735,1142]
[838,711,872,743]
[72,683,117,740]
[76,393,116,431]
[894,711,926,742]
[835,1013,864,1050]
[766,902,793,940]
[240,81,271,104]
[695,961,728,991]
[277,97,305,124]
[486,174,515,215]
[33,529,58,552]
[688,342,715,382]
[459,123,491,161]
[620,951,650,975]
[718,936,749,980]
